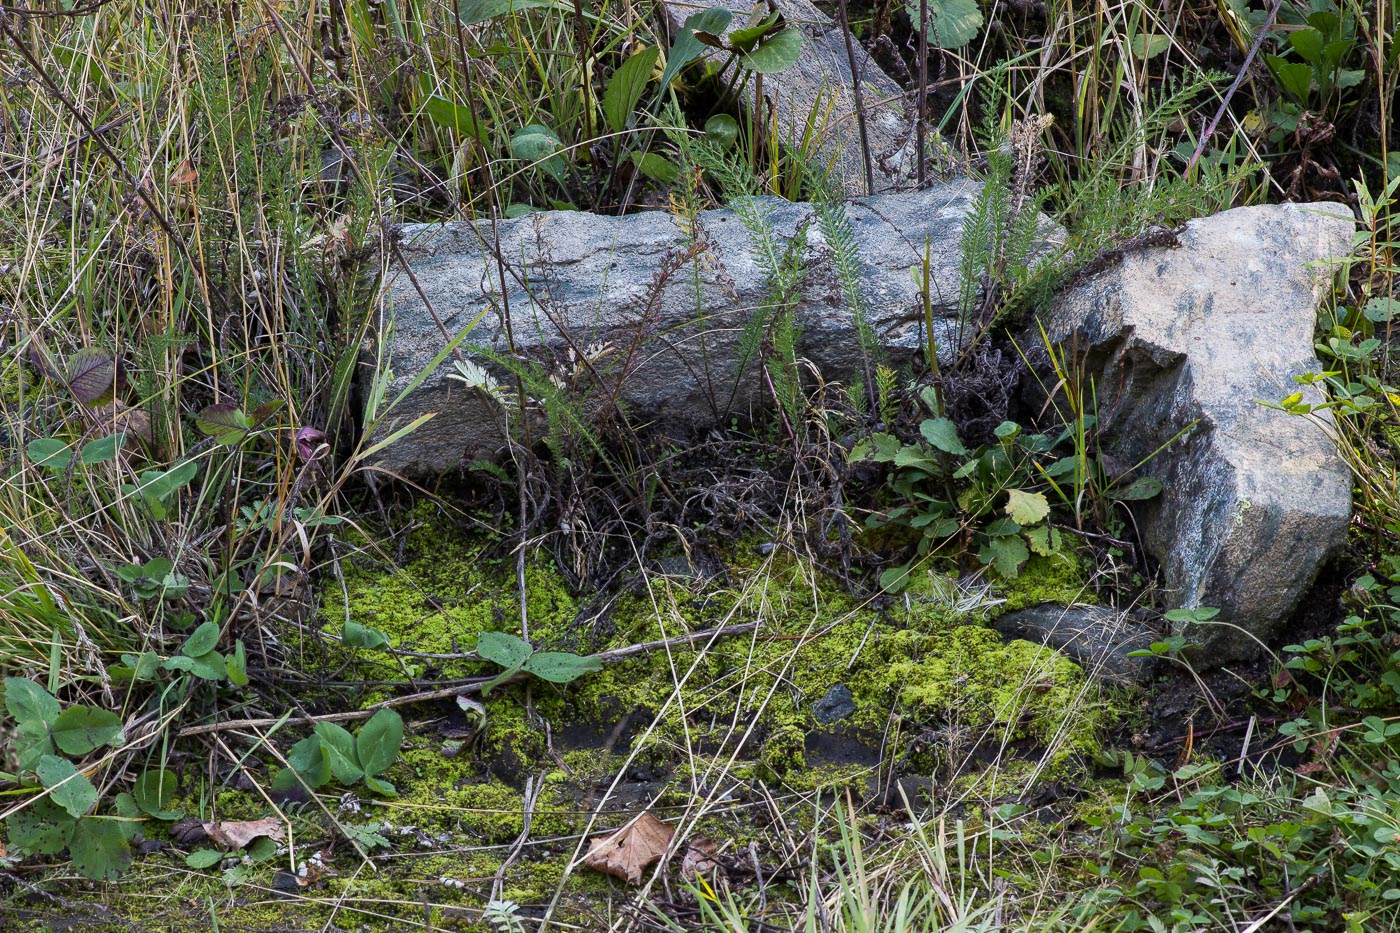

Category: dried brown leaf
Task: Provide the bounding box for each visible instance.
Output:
[203,817,285,851]
[583,812,674,885]
[680,835,719,882]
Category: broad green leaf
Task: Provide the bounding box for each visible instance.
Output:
[893,446,938,473]
[134,769,183,820]
[189,650,227,681]
[1129,32,1171,60]
[629,151,679,184]
[1266,55,1313,102]
[186,849,223,868]
[523,651,603,684]
[15,719,55,771]
[1025,525,1062,557]
[1365,297,1400,323]
[195,403,252,446]
[1107,476,1163,501]
[69,816,132,881]
[342,621,390,649]
[727,10,779,50]
[423,94,487,143]
[182,620,220,658]
[314,722,365,785]
[603,47,659,133]
[80,433,124,465]
[919,0,983,51]
[7,798,76,855]
[363,774,397,796]
[286,735,332,788]
[1004,489,1050,526]
[51,706,125,756]
[661,6,734,89]
[879,564,914,592]
[26,437,73,470]
[476,631,534,671]
[356,709,404,777]
[456,0,560,24]
[979,535,1029,579]
[4,677,61,725]
[739,28,803,74]
[1287,27,1324,64]
[919,417,968,456]
[509,124,565,179]
[38,755,99,818]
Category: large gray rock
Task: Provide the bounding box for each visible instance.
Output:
[660,0,917,196]
[1033,202,1355,662]
[370,180,992,475]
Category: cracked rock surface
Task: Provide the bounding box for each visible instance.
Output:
[1032,202,1355,663]
[371,180,1005,474]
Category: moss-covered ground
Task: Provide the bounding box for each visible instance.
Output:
[5,510,1133,931]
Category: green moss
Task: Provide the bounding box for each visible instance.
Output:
[890,625,1103,767]
[994,551,1093,613]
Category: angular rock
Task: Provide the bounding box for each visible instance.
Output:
[659,0,917,196]
[812,683,857,724]
[1032,202,1354,662]
[994,604,1158,685]
[371,179,1001,475]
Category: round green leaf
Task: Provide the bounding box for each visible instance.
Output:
[509,124,564,179]
[704,114,739,150]
[134,769,183,819]
[70,817,132,881]
[26,437,73,470]
[920,0,984,51]
[38,755,99,818]
[182,620,220,658]
[51,706,125,756]
[919,417,969,456]
[80,433,125,465]
[7,798,77,855]
[186,848,223,868]
[4,677,61,725]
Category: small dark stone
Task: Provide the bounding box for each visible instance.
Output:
[271,871,302,895]
[813,683,857,724]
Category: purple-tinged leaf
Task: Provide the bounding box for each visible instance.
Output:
[196,403,252,446]
[249,399,285,428]
[294,426,327,463]
[63,347,117,404]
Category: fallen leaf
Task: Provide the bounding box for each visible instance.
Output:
[680,835,719,882]
[87,400,153,445]
[203,817,286,851]
[170,160,199,185]
[583,812,674,884]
